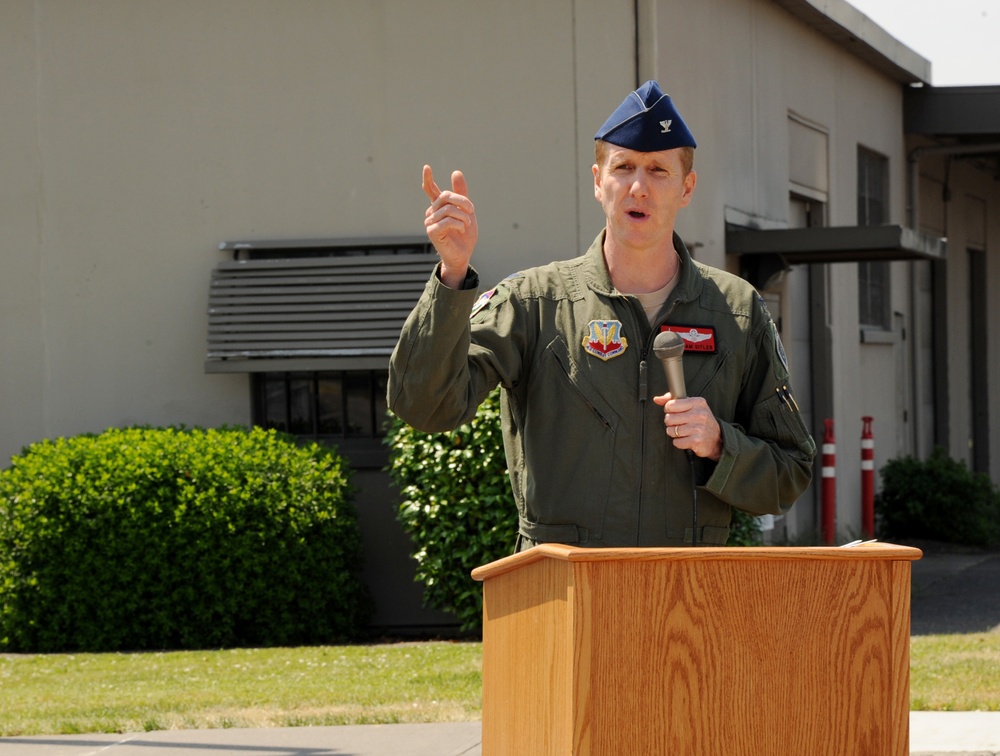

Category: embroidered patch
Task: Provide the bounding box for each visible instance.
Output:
[757,295,788,371]
[470,289,496,318]
[583,320,628,361]
[773,322,789,371]
[660,324,716,353]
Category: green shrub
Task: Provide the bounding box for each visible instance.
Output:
[876,447,1000,547]
[727,508,763,546]
[0,426,371,652]
[387,388,764,631]
[387,390,517,632]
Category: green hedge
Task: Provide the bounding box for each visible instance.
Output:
[0,426,371,652]
[876,447,1000,547]
[387,391,516,632]
[387,388,761,631]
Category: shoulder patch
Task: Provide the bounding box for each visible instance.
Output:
[470,289,496,318]
[470,274,519,322]
[757,295,788,372]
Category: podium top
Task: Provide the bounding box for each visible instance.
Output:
[471,542,922,582]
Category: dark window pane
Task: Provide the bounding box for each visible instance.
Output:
[252,370,390,445]
[262,374,288,431]
[345,373,372,436]
[858,148,890,328]
[317,374,344,434]
[373,372,389,436]
[288,375,313,435]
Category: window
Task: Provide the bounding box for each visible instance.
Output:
[252,370,389,467]
[857,148,890,330]
[206,236,436,466]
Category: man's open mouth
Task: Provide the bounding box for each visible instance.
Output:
[628,210,647,218]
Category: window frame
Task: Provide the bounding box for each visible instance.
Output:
[251,369,391,469]
[857,147,892,332]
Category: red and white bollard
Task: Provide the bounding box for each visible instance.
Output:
[822,419,836,545]
[861,416,875,539]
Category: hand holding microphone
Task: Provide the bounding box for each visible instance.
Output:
[652,331,723,461]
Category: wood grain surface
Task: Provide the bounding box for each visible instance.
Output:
[477,546,918,755]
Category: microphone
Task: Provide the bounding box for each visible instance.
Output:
[652,330,698,547]
[653,331,687,399]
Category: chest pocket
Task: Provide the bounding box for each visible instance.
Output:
[686,345,740,421]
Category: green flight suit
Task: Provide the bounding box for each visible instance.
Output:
[388,231,816,548]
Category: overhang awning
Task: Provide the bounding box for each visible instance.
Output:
[904,85,1000,140]
[903,85,1000,180]
[205,238,437,373]
[725,224,947,264]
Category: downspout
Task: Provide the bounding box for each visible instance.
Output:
[634,0,640,87]
[634,0,656,86]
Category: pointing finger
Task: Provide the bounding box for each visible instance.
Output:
[422,165,442,202]
[451,170,469,198]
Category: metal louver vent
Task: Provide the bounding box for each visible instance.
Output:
[205,239,437,373]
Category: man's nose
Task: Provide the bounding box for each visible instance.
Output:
[629,175,648,197]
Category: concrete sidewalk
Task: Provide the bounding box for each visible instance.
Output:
[3,714,1000,756]
[0,723,482,756]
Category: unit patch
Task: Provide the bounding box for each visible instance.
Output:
[470,288,496,318]
[659,324,716,353]
[583,320,628,361]
[756,295,788,371]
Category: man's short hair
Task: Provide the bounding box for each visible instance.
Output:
[594,140,695,176]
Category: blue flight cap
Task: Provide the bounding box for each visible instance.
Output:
[594,80,696,151]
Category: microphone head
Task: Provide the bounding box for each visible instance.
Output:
[653,330,685,361]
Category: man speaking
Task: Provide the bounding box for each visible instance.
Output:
[388,80,815,550]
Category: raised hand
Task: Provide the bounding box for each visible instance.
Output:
[422,165,479,289]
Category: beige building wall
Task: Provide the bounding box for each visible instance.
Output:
[1,1,47,460]
[917,152,1000,480]
[647,0,925,538]
[3,0,997,552]
[0,0,633,466]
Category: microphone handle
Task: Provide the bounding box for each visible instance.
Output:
[662,358,687,400]
[658,355,697,546]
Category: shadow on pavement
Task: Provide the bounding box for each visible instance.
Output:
[906,539,1000,636]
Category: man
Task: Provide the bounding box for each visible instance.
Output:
[388,81,815,549]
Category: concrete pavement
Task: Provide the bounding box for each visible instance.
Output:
[4,714,1000,756]
[0,723,482,756]
[2,545,998,755]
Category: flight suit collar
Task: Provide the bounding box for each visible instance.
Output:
[583,229,703,304]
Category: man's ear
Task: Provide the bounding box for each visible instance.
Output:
[592,163,602,201]
[680,169,697,207]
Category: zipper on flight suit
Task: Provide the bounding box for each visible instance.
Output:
[627,297,652,546]
[643,299,684,545]
[624,294,680,545]
[637,354,649,547]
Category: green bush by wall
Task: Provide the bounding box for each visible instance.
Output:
[0,426,371,652]
[387,390,516,632]
[387,388,762,632]
[876,447,1000,547]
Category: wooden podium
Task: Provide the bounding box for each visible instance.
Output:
[471,543,921,755]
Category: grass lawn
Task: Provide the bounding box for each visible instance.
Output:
[910,632,1000,711]
[0,642,482,737]
[2,633,998,736]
